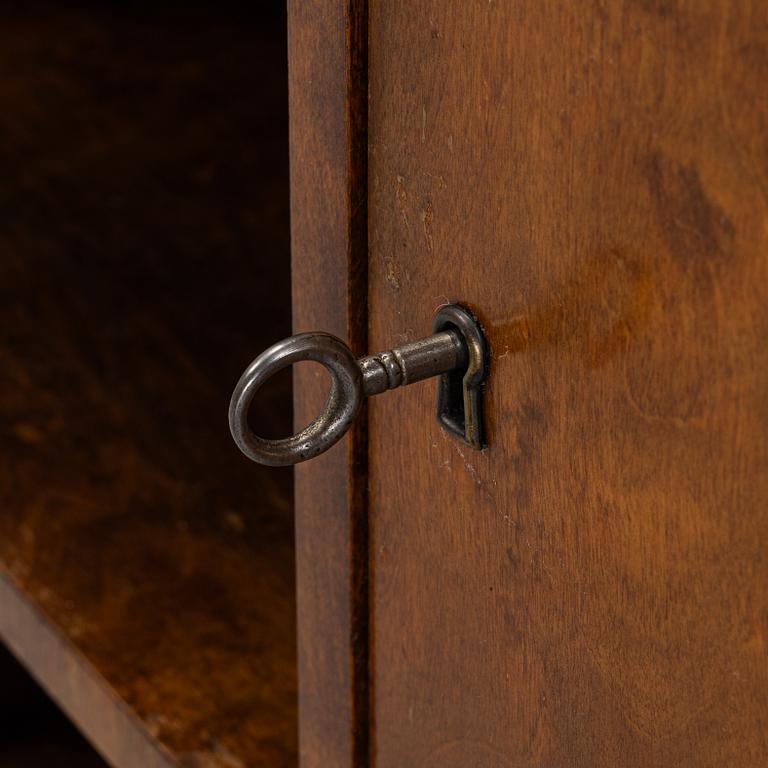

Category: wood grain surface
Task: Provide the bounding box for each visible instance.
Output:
[288,1,370,767]
[368,2,768,766]
[0,5,296,767]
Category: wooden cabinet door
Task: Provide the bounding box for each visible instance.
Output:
[366,2,768,766]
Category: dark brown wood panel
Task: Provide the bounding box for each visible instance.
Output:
[0,5,296,767]
[368,2,768,766]
[288,1,369,766]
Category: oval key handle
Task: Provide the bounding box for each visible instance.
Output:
[229,303,487,466]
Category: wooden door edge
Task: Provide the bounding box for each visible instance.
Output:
[288,2,369,766]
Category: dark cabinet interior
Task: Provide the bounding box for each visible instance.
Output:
[0,644,107,767]
[0,3,297,766]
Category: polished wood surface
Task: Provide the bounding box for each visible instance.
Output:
[288,2,369,766]
[0,5,296,767]
[368,2,768,766]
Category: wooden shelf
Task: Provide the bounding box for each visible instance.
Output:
[0,4,296,767]
[0,643,108,767]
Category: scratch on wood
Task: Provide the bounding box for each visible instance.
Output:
[384,256,401,290]
[421,201,434,252]
[434,294,451,312]
[395,174,409,229]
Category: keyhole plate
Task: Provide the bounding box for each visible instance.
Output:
[432,304,488,450]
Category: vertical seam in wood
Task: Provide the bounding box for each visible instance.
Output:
[347,1,370,766]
